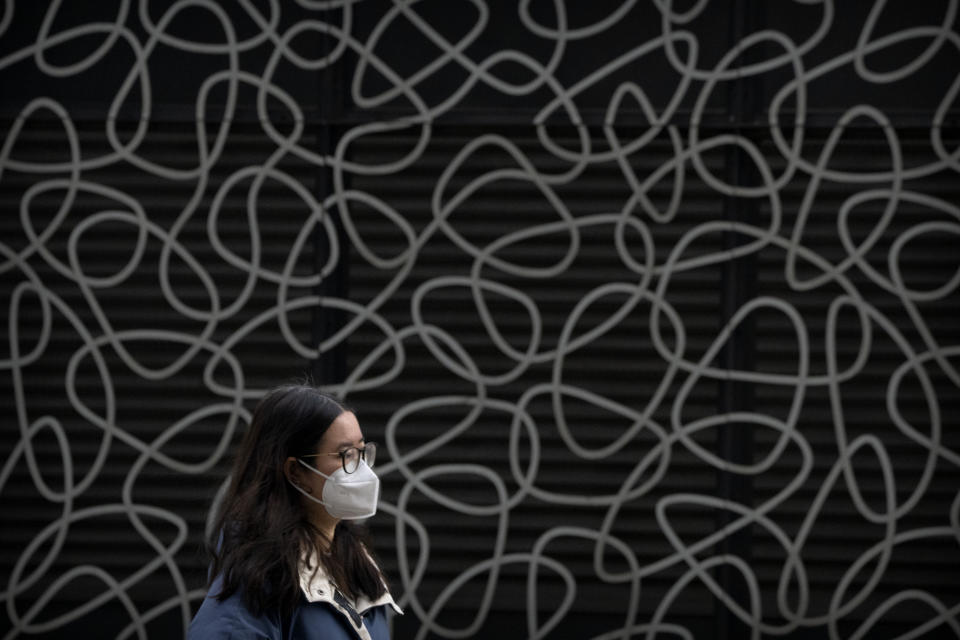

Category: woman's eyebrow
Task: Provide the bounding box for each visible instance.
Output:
[335,438,364,449]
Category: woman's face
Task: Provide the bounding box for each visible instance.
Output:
[295,410,365,525]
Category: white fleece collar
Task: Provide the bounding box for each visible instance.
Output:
[298,552,403,616]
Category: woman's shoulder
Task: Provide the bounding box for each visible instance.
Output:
[189,579,398,640]
[187,578,283,640]
[292,598,395,640]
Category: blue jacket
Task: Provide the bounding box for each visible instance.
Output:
[188,570,401,640]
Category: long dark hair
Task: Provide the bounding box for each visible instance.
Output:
[207,384,387,617]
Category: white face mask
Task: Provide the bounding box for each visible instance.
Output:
[291,458,380,520]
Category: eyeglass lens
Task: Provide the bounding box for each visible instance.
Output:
[343,443,376,473]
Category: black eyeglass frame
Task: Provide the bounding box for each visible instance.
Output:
[300,442,377,475]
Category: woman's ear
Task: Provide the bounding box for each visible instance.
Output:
[283,456,301,487]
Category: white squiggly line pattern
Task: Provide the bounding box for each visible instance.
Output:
[1,1,959,638]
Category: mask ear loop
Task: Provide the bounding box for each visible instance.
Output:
[289,459,334,507]
[297,458,334,480]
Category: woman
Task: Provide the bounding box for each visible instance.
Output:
[188,384,402,639]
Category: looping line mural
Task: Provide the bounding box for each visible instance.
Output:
[1,1,959,638]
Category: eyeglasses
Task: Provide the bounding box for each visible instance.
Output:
[301,442,377,474]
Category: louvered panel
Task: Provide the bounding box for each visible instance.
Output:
[0,120,320,619]
[346,127,726,626]
[748,131,960,626]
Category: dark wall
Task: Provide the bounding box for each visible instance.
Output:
[2,2,959,638]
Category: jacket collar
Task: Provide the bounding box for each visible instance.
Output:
[298,552,403,616]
